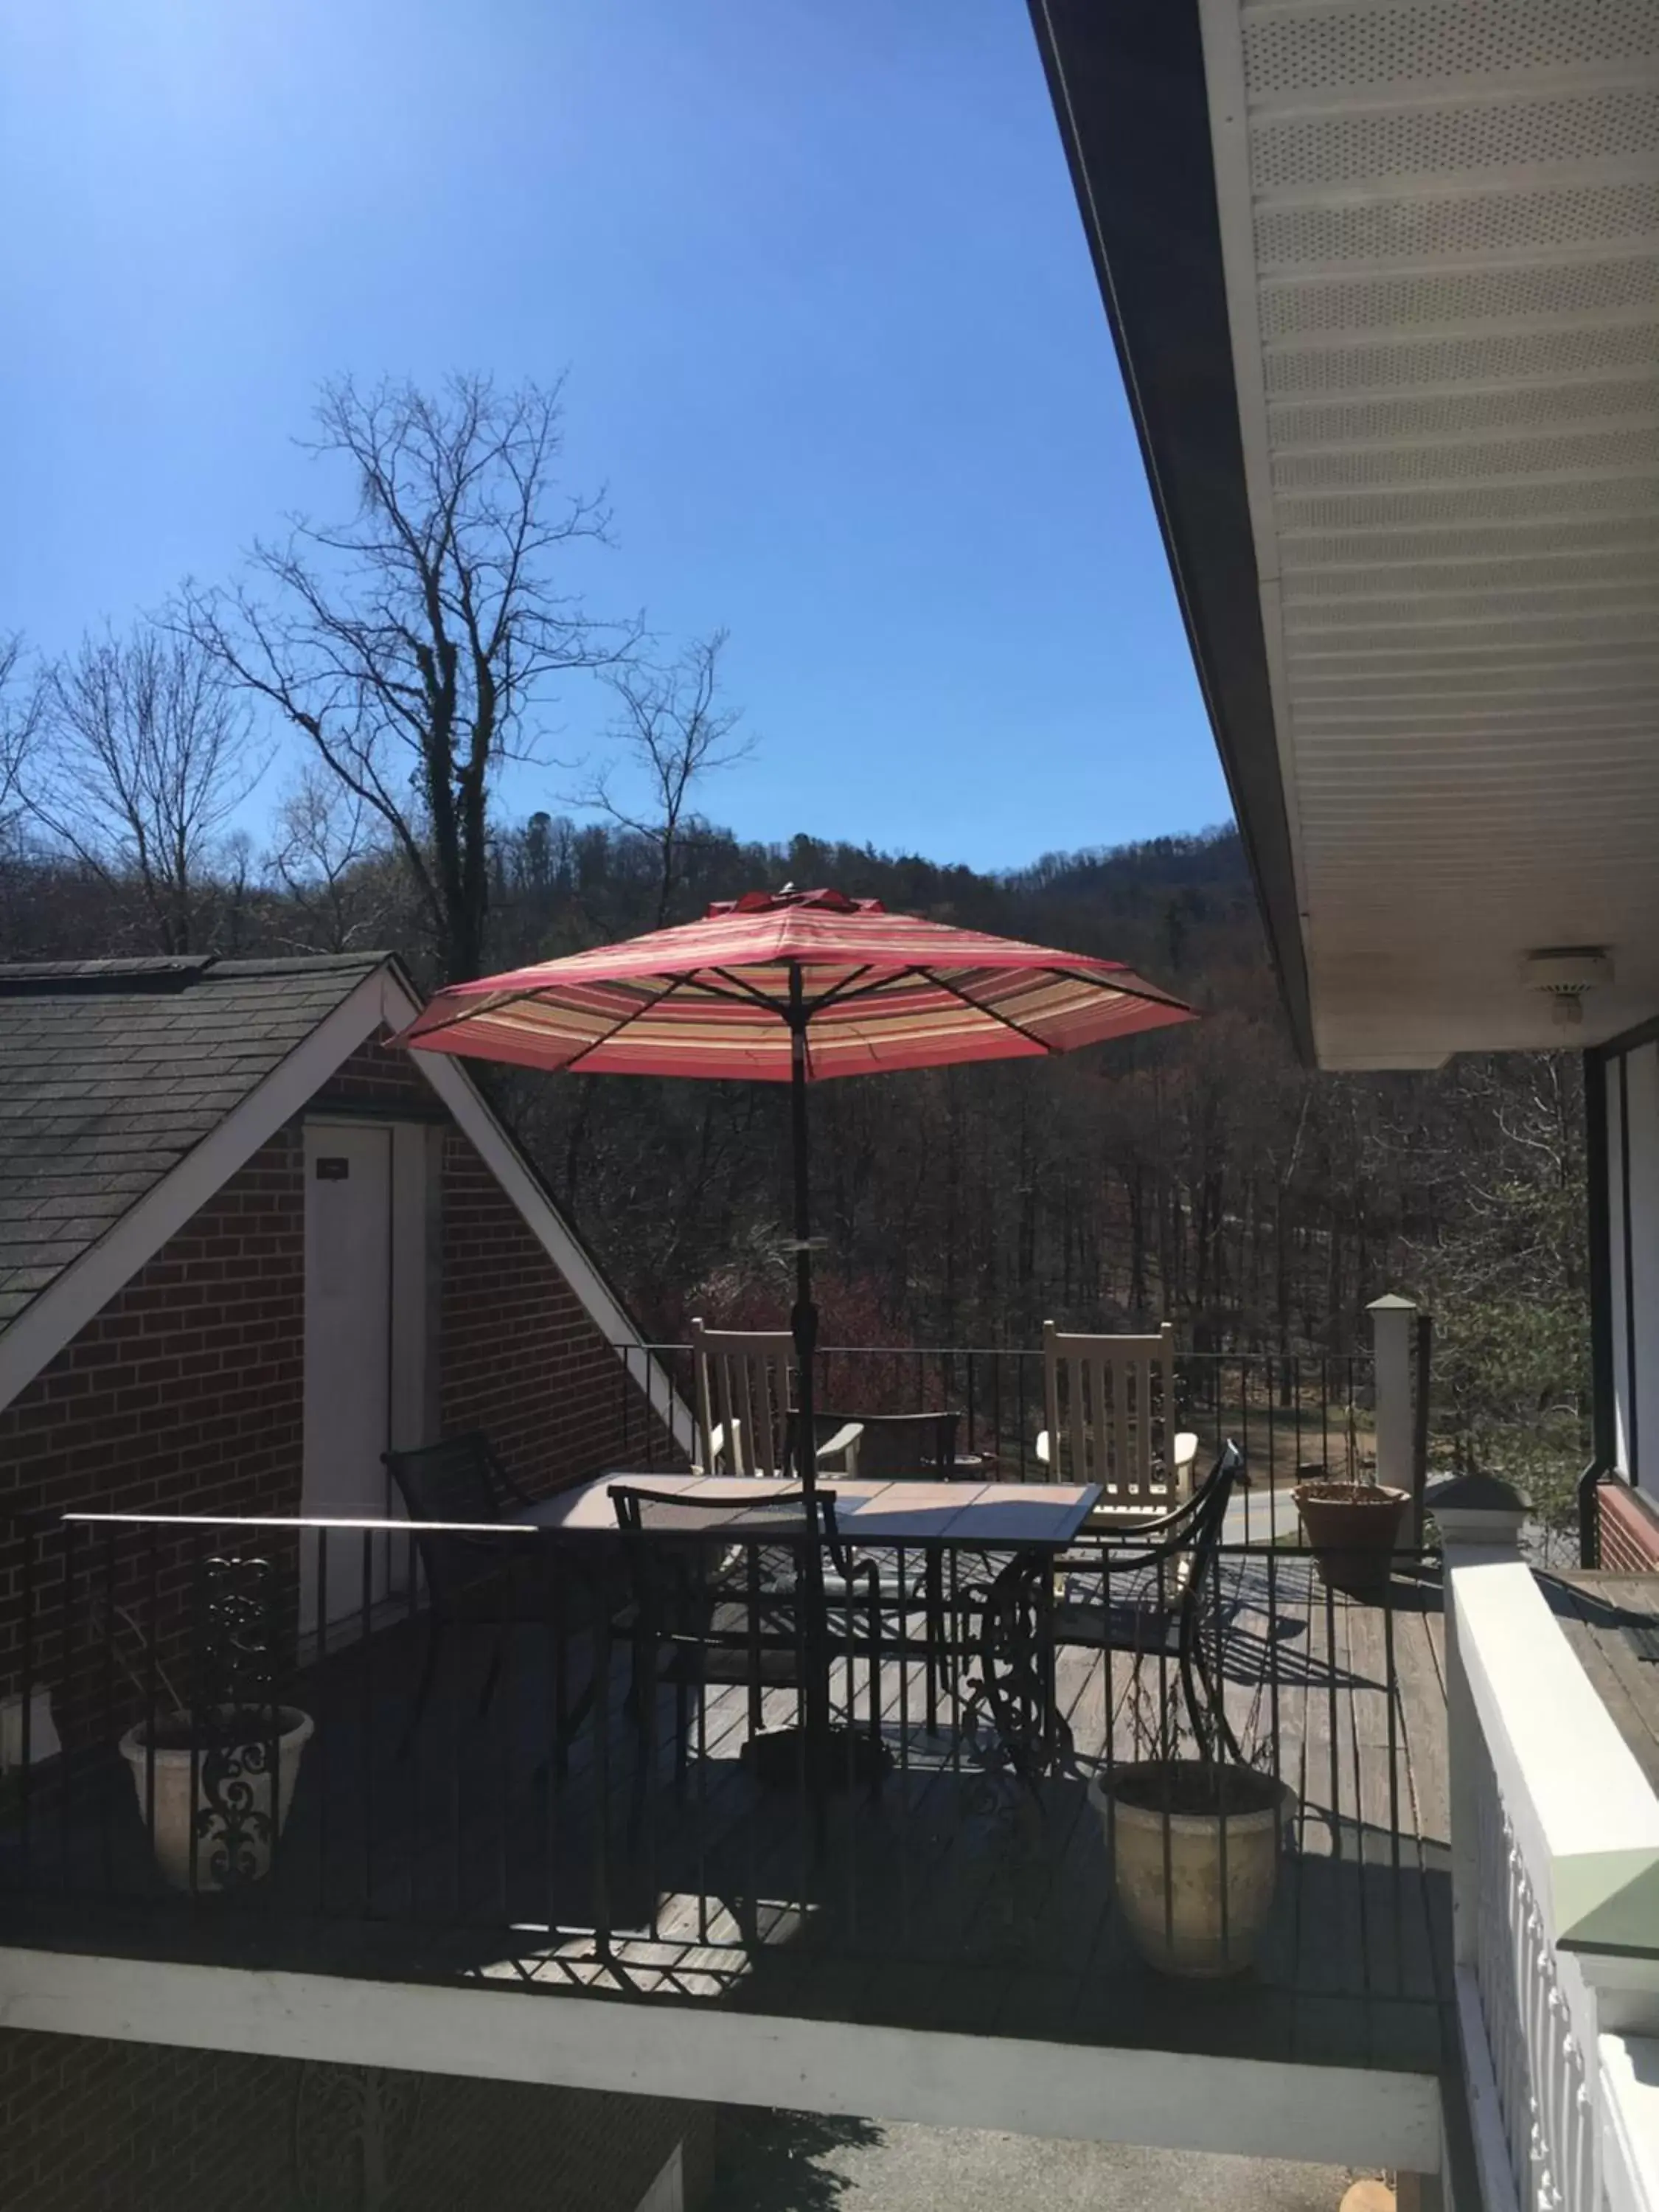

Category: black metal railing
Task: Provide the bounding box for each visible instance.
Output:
[612,1343,1375,1545]
[0,1506,1446,2049]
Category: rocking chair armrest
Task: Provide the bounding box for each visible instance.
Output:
[815,1421,863,1475]
[702,1419,740,1475]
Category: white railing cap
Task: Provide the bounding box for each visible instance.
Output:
[1455,1559,1659,1957]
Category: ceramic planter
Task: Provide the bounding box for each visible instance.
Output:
[119,1703,313,1891]
[1089,1759,1293,1978]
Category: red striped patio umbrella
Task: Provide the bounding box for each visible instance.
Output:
[401,886,1194,1500]
[403,887,1194,1784]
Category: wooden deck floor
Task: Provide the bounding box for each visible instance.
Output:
[0,1552,1451,2076]
[1540,1571,1659,1791]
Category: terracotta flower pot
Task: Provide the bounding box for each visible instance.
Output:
[1089,1760,1293,1978]
[1293,1481,1409,1596]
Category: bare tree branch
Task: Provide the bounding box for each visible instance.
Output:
[264,763,394,953]
[0,633,44,844]
[178,372,640,981]
[577,630,753,925]
[32,623,265,953]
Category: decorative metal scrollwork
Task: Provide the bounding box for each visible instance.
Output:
[956,1551,1071,1949]
[192,1554,284,1889]
[960,1552,1074,1790]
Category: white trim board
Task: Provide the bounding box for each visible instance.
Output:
[0,959,691,1455]
[0,1947,1444,2171]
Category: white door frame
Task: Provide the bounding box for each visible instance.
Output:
[302,1118,437,1630]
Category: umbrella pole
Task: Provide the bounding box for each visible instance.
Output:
[788,1010,818,1509]
[787,973,830,1769]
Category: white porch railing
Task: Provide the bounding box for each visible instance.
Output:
[1446,1531,1659,2212]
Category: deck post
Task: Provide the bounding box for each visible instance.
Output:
[1368,1294,1418,1540]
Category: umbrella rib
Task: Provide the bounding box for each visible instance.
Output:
[408,985,552,1045]
[919,969,1060,1054]
[1042,964,1188,1012]
[560,975,694,1071]
[709,967,791,1016]
[803,964,881,1015]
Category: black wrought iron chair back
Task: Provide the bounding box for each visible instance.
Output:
[382,1433,540,1745]
[813,1410,962,1480]
[608,1484,866,1777]
[610,1485,841,1545]
[1085,1439,1245,1762]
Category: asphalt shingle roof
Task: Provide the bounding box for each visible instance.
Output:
[0,953,386,1337]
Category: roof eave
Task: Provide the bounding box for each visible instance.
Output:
[1026,0,1315,1064]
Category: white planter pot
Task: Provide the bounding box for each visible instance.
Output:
[119,1705,313,1891]
[1089,1759,1293,1978]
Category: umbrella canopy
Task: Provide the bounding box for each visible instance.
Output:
[398,886,1196,1076]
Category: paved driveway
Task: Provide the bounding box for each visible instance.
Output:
[714,2108,1354,2211]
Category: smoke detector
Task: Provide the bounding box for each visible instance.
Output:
[1521,947,1613,1030]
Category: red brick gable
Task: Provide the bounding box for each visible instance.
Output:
[0,1032,675,1528]
[313,1032,434,1116]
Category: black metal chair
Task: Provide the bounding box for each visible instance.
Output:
[813,1409,963,1480]
[808,1412,964,1621]
[383,1433,614,1750]
[608,1484,874,1784]
[1054,1440,1245,1760]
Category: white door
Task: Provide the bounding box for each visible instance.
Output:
[303,1122,395,1635]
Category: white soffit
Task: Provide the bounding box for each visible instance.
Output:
[1197,0,1659,1068]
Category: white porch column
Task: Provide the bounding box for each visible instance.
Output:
[1368,1293,1419,1542]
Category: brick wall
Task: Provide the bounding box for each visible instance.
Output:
[0,1132,307,1530]
[314,1032,434,1116]
[441,1125,679,1496]
[1599,1479,1659,1572]
[0,2028,716,2212]
[0,1131,307,1725]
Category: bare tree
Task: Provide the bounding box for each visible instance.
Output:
[33,624,262,953]
[265,765,395,953]
[579,630,751,925]
[181,374,638,981]
[0,633,42,846]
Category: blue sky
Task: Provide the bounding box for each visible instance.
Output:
[0,0,1229,872]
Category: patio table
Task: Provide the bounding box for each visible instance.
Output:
[521,1472,1096,1543]
[519,1475,1100,1775]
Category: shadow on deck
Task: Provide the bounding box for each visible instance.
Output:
[0,1553,1451,2076]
